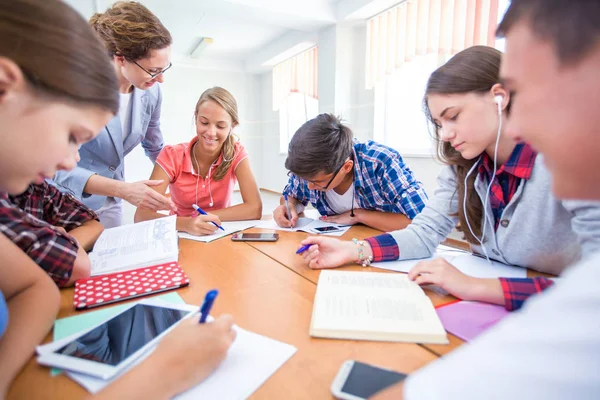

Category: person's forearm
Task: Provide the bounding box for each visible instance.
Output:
[83,174,127,199]
[0,279,59,397]
[90,352,180,400]
[65,246,91,287]
[354,210,412,232]
[463,278,504,305]
[68,220,103,251]
[211,202,262,221]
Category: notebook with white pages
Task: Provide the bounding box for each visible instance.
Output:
[89,216,178,276]
[310,270,449,344]
[256,217,351,236]
[178,220,263,243]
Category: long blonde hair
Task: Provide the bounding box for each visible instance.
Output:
[194,87,239,181]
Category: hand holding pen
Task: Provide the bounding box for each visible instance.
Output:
[193,203,225,231]
[275,193,298,228]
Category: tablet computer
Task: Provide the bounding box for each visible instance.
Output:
[36,298,196,380]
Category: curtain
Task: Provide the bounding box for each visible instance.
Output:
[272,46,319,111]
[366,0,499,88]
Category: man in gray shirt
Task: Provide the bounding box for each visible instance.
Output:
[374,1,600,399]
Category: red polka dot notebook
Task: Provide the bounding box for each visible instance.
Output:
[73,262,190,310]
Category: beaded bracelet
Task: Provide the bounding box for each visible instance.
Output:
[352,238,373,267]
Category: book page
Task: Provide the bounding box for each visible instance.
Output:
[90,216,178,276]
[311,271,446,341]
[178,220,262,243]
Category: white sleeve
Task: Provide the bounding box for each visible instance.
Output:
[404,254,600,400]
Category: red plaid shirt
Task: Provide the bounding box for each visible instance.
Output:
[0,181,98,287]
[366,143,548,311]
[479,143,537,229]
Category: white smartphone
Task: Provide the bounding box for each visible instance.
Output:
[331,360,407,400]
[310,226,343,234]
[231,233,279,242]
[36,298,196,380]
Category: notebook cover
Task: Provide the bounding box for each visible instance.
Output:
[74,262,189,310]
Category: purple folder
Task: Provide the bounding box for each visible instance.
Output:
[436,301,509,342]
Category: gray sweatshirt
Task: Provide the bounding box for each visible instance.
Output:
[389,155,600,275]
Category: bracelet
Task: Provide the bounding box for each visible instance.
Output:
[352,238,373,267]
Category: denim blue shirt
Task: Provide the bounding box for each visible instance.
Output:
[283,140,428,218]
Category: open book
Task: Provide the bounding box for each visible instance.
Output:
[89,216,178,276]
[310,270,448,344]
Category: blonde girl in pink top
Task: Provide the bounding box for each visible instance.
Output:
[134,87,262,235]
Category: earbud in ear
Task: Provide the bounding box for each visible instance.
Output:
[494,95,503,105]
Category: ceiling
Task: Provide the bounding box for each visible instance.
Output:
[64,0,401,72]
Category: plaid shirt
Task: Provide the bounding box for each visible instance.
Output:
[0,181,98,287]
[479,143,537,229]
[365,234,554,311]
[283,140,428,218]
[499,277,554,311]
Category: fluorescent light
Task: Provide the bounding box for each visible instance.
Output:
[190,37,214,58]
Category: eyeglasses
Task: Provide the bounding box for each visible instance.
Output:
[288,161,346,191]
[132,60,172,78]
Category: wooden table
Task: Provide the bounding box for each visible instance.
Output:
[8,238,438,400]
[243,225,466,356]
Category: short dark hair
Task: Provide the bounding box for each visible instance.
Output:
[497,0,600,65]
[285,114,353,178]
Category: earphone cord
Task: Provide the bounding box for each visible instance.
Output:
[192,141,215,208]
[463,100,503,264]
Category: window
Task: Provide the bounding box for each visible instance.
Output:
[279,92,319,154]
[369,0,510,156]
[272,46,318,154]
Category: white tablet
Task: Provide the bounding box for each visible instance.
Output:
[36,298,196,380]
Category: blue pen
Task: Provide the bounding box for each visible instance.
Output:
[192,203,225,231]
[296,244,310,254]
[199,289,219,323]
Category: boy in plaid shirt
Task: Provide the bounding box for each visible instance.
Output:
[273,114,428,232]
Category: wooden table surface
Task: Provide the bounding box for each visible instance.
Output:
[8,236,438,400]
[244,224,466,356]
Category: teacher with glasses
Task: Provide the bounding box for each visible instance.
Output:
[54,1,176,228]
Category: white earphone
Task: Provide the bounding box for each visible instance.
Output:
[462,94,504,262]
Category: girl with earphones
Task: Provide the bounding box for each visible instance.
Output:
[134,87,262,235]
[298,46,600,310]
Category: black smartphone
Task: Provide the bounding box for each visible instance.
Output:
[231,233,279,242]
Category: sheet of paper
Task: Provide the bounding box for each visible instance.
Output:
[65,325,297,399]
[255,217,351,236]
[436,301,509,342]
[178,220,262,243]
[372,246,527,278]
[90,216,178,276]
[50,292,184,376]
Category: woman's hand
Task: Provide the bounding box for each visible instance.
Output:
[408,258,483,300]
[299,236,359,269]
[183,214,222,236]
[122,180,176,212]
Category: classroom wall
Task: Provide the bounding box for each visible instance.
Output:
[255,23,444,198]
